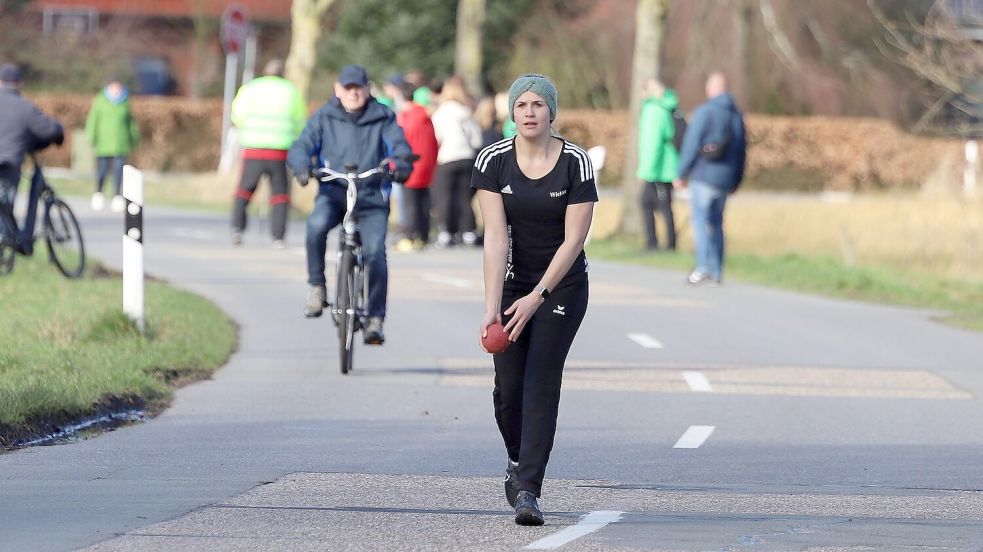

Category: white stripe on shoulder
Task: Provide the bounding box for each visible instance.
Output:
[475,138,512,169]
[563,143,594,183]
[476,139,513,172]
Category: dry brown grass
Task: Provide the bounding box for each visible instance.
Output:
[592,191,983,281]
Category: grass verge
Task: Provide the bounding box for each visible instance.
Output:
[586,235,983,332]
[0,255,236,449]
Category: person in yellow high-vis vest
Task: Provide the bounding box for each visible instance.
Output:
[230,59,306,247]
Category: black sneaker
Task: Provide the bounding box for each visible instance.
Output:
[505,459,519,507]
[514,490,544,526]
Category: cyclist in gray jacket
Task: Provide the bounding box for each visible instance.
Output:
[0,63,63,208]
[287,65,412,345]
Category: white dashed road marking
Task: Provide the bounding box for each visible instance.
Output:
[524,510,624,550]
[673,425,716,449]
[627,333,664,349]
[423,273,472,289]
[682,371,713,392]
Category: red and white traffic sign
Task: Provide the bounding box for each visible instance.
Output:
[220,3,250,55]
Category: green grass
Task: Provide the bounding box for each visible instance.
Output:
[0,255,236,447]
[587,235,983,331]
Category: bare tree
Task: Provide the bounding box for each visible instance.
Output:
[869,0,983,134]
[286,0,338,99]
[455,0,486,97]
[620,0,671,235]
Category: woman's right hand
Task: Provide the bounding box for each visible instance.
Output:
[478,311,502,353]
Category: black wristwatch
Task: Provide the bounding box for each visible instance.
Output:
[536,285,550,300]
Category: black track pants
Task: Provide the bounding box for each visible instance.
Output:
[493,273,588,497]
[233,157,290,240]
[640,180,676,250]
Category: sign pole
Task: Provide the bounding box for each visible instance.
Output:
[122,165,145,334]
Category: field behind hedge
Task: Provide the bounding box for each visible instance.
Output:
[31,94,968,193]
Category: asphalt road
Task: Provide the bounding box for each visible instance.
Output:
[2,198,983,551]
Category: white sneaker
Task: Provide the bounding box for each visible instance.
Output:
[90,192,105,211]
[435,231,452,249]
[272,239,285,249]
[462,231,477,246]
[110,195,125,212]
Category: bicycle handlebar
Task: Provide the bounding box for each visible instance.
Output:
[314,154,420,183]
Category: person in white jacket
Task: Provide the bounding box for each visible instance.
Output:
[431,75,483,247]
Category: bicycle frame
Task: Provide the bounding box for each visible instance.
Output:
[2,157,54,256]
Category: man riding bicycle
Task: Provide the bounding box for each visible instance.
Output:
[0,63,64,212]
[287,64,413,345]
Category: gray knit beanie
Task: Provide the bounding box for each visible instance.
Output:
[508,73,557,122]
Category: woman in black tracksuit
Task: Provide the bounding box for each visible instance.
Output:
[472,74,597,526]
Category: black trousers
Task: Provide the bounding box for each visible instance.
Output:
[403,187,431,243]
[640,181,676,250]
[493,273,589,497]
[233,157,290,240]
[433,159,476,235]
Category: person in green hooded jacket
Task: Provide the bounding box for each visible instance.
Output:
[85,79,139,212]
[636,78,680,250]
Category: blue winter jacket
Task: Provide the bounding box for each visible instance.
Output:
[288,96,411,211]
[677,93,747,191]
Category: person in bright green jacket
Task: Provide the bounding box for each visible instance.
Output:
[85,79,139,212]
[230,59,307,247]
[636,79,680,250]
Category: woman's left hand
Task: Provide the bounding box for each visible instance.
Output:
[502,293,543,341]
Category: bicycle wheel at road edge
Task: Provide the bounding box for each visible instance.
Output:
[44,198,85,278]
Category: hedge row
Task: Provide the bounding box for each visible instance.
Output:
[32,94,962,191]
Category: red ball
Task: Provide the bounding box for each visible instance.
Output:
[482,322,511,354]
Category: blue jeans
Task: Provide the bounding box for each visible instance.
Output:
[306,186,389,319]
[96,156,126,196]
[689,181,728,280]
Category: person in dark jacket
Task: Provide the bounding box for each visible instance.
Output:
[0,63,63,209]
[674,72,746,285]
[287,65,413,345]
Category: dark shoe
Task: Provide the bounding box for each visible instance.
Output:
[304,285,327,318]
[364,316,385,345]
[505,459,520,507]
[514,490,544,526]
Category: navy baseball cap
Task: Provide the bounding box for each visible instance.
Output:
[0,63,23,83]
[338,65,368,87]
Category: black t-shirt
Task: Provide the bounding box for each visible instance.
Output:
[471,137,599,291]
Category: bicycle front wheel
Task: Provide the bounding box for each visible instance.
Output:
[0,208,16,276]
[337,248,356,375]
[45,198,85,278]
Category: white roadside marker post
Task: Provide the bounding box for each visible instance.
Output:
[122,165,145,334]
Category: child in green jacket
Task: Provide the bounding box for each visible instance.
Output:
[85,80,139,211]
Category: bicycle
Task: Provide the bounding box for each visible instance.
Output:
[0,155,85,278]
[315,155,416,375]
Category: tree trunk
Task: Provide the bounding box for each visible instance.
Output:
[619,0,670,236]
[285,0,337,100]
[454,0,486,97]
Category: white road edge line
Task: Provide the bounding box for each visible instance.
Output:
[673,425,715,449]
[423,273,472,289]
[682,371,712,392]
[627,333,664,349]
[524,510,624,550]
